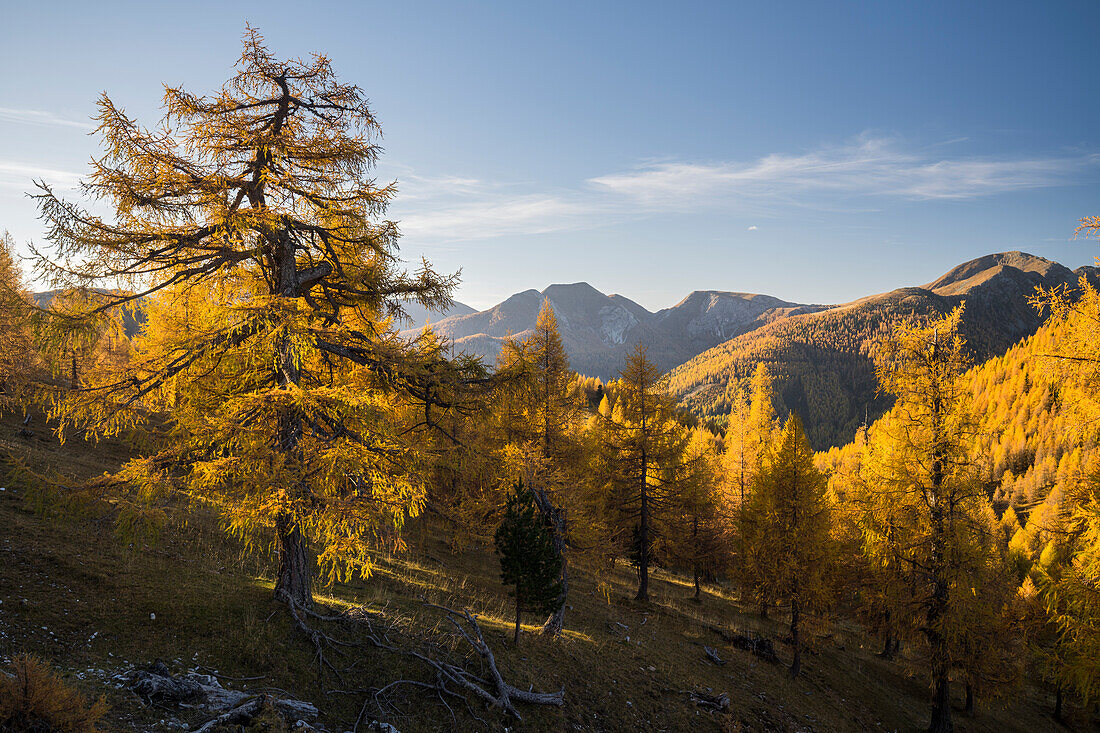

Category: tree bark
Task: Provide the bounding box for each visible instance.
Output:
[635,459,649,602]
[692,516,702,602]
[274,512,311,608]
[635,509,649,601]
[789,598,801,678]
[879,609,895,659]
[514,593,522,646]
[964,682,974,716]
[929,675,953,733]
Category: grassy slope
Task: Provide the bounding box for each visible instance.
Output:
[0,412,1077,732]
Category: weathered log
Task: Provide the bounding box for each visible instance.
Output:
[703,646,726,666]
[121,662,319,726]
[688,689,730,712]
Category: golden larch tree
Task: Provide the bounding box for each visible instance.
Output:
[858,307,999,733]
[29,28,462,609]
[739,414,831,677]
[591,344,688,601]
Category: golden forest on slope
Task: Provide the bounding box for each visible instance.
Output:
[4,29,1100,733]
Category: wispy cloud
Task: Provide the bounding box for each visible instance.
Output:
[0,107,94,130]
[589,136,1098,206]
[0,161,81,192]
[398,194,600,241]
[312,135,1100,246]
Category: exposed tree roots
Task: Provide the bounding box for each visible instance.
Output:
[281,596,564,727]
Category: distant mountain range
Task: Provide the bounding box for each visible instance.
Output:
[35,251,1094,450]
[399,283,827,378]
[407,251,1098,448]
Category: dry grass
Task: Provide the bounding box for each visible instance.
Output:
[0,410,1087,731]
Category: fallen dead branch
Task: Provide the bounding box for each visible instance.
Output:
[280,597,564,725]
[688,688,730,712]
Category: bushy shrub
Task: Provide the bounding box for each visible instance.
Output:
[0,654,107,732]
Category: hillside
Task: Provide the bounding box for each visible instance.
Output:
[819,312,1098,513]
[401,283,823,378]
[670,252,1100,449]
[0,409,1070,732]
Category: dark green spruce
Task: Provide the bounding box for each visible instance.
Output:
[494,481,564,645]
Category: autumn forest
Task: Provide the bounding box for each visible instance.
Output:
[3,25,1100,733]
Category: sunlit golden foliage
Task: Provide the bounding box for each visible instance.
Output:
[840,307,1012,728]
[0,232,38,409]
[740,414,833,675]
[587,344,710,601]
[27,27,470,606]
[1028,222,1100,703]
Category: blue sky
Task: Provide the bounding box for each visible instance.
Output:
[2,1,1098,310]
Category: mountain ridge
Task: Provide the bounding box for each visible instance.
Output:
[402,282,823,377]
[669,251,1100,448]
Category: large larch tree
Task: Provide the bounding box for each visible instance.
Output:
[30,28,463,609]
[858,307,998,733]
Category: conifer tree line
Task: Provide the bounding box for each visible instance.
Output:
[4,27,1100,732]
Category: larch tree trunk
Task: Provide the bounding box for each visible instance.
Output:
[929,676,953,733]
[880,610,895,659]
[514,593,522,646]
[635,412,649,602]
[927,378,953,733]
[790,597,801,678]
[249,88,315,610]
[267,119,312,606]
[274,512,311,608]
[635,482,649,601]
[925,335,954,733]
[692,515,702,602]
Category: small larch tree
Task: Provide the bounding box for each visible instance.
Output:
[494,480,563,645]
[740,413,831,677]
[723,362,778,581]
[29,28,461,609]
[592,344,687,601]
[504,299,579,635]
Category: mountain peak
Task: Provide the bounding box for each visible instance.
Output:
[542,282,602,296]
[924,251,1070,296]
